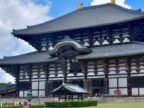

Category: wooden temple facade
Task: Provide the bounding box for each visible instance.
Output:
[1,3,144,97]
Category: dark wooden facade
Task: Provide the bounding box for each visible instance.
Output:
[1,55,144,97]
[1,3,144,97]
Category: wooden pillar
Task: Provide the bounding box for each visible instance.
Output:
[78,94,79,100]
[47,80,53,97]
[64,58,67,83]
[15,65,20,97]
[68,94,71,101]
[72,94,73,100]
[44,63,49,97]
[83,61,87,88]
[127,57,132,96]
[104,59,109,95]
[83,61,88,80]
[115,58,119,91]
[65,94,67,101]
[83,60,93,96]
[27,64,32,91]
[88,30,93,47]
[128,23,132,42]
[108,27,113,45]
[81,94,83,100]
[55,62,58,78]
[83,61,89,95]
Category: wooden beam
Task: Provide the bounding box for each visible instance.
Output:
[127,57,132,96]
[104,59,109,95]
[44,63,49,97]
[28,64,32,90]
[15,65,20,97]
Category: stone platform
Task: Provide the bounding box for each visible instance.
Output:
[1,97,144,105]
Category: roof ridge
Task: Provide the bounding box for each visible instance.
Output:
[112,4,144,15]
[12,3,144,36]
[85,3,144,14]
[3,51,38,59]
[13,3,144,34]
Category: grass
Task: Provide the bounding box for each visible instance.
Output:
[1,103,144,108]
[86,103,144,108]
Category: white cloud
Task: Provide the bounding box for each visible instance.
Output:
[0,69,15,83]
[0,0,52,83]
[91,0,131,9]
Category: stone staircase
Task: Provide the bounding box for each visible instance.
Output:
[94,97,144,103]
[1,97,144,105]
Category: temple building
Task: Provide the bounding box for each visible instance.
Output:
[1,3,144,97]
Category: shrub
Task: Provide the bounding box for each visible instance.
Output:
[30,105,45,108]
[45,100,97,107]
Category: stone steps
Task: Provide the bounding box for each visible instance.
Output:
[94,97,144,103]
[1,97,144,105]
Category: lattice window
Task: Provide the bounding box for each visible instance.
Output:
[112,29,121,44]
[19,66,24,79]
[39,65,46,78]
[39,81,45,89]
[39,90,45,97]
[32,65,39,78]
[48,42,53,51]
[139,56,144,73]
[101,31,109,45]
[132,88,138,96]
[32,81,38,89]
[49,63,56,78]
[87,61,95,76]
[121,28,130,43]
[32,81,46,97]
[109,77,128,96]
[119,88,128,95]
[93,32,100,46]
[118,78,127,87]
[109,78,117,87]
[130,58,138,74]
[19,91,28,97]
[83,36,90,47]
[118,58,127,74]
[32,91,38,97]
[57,63,64,77]
[19,65,29,79]
[109,89,117,95]
[41,37,47,51]
[96,60,105,75]
[108,59,117,74]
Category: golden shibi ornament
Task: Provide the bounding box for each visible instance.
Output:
[77,3,83,9]
[111,0,116,4]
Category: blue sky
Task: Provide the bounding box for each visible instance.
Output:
[34,0,144,18]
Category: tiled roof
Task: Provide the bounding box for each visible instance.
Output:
[0,42,144,65]
[0,84,16,92]
[78,42,144,59]
[49,37,91,56]
[13,3,144,35]
[0,51,57,65]
[52,83,88,94]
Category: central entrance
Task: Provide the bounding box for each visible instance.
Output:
[92,79,105,96]
[49,37,92,100]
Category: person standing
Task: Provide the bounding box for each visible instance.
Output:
[23,102,29,108]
